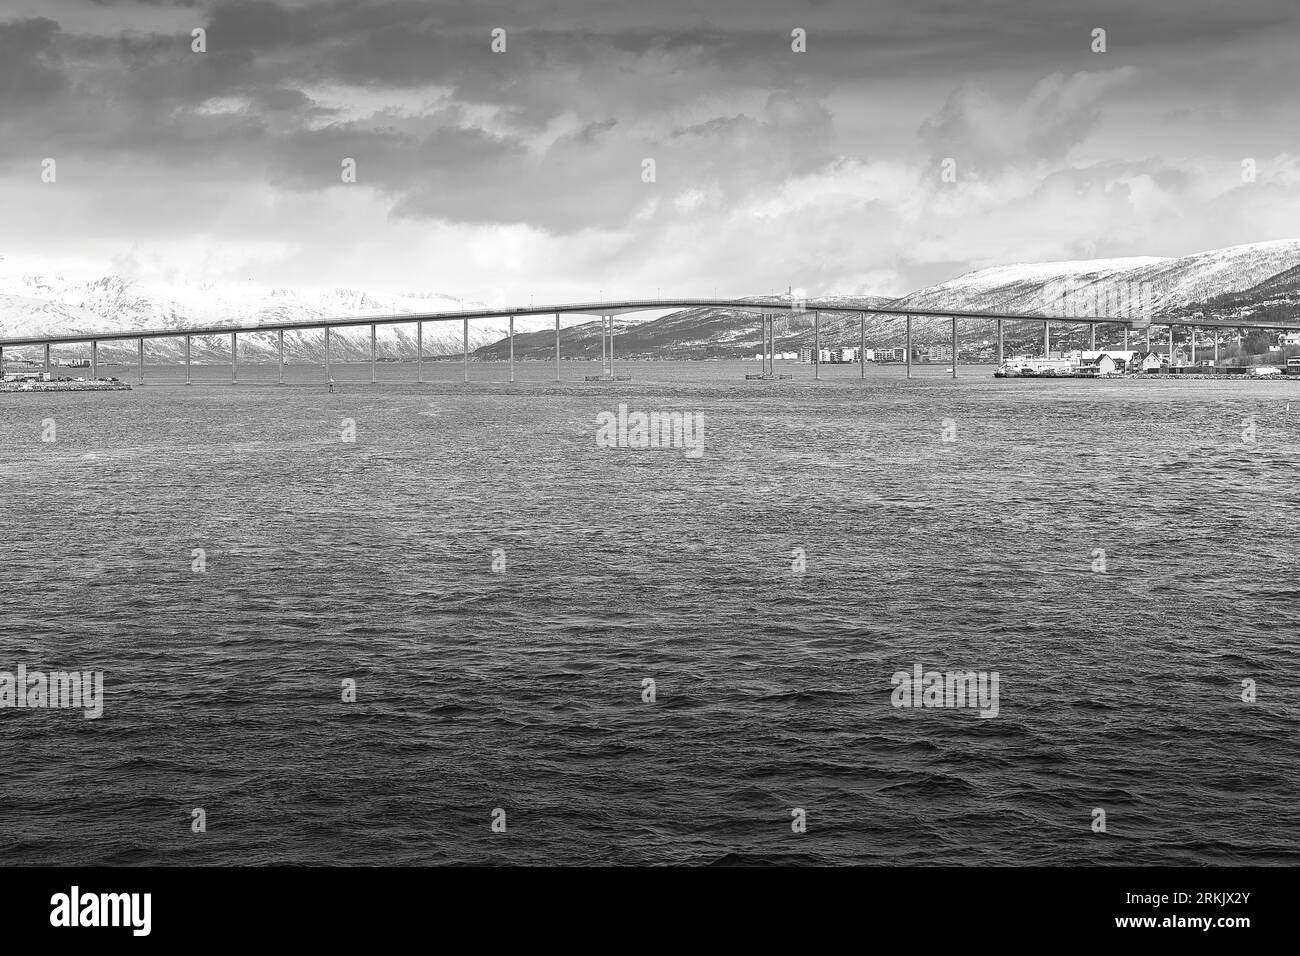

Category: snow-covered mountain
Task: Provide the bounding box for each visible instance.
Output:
[898,239,1300,319]
[0,274,532,361]
[4,239,1300,361]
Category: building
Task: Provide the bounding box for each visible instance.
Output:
[927,344,953,362]
[1279,332,1300,346]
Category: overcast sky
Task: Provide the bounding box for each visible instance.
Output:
[2,0,1299,302]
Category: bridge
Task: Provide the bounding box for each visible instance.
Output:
[1,298,1297,384]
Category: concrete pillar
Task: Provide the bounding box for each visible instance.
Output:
[1169,325,1175,367]
[1044,321,1050,358]
[231,332,237,383]
[91,340,97,379]
[860,313,866,379]
[905,315,912,379]
[184,335,191,384]
[43,343,50,378]
[814,311,820,380]
[554,313,561,381]
[996,320,1003,366]
[278,330,284,384]
[1214,331,1219,367]
[416,321,423,383]
[508,315,515,383]
[138,338,144,383]
[463,318,469,383]
[605,314,616,377]
[325,327,331,382]
[1146,327,1151,352]
[370,323,377,384]
[1123,328,1129,351]
[1090,324,1096,350]
[951,315,957,378]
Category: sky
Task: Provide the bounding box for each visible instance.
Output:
[2,0,1299,304]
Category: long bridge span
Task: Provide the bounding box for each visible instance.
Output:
[1,298,1296,384]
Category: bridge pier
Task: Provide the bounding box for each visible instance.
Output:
[138,337,144,383]
[231,332,237,384]
[1044,321,1050,358]
[859,313,866,379]
[606,315,615,377]
[325,327,331,382]
[509,315,515,383]
[1123,328,1129,351]
[996,319,1003,367]
[1191,327,1196,365]
[1214,332,1219,367]
[370,323,377,384]
[91,340,97,380]
[43,343,50,379]
[905,315,912,379]
[184,335,191,384]
[463,318,469,383]
[1169,325,1175,367]
[1146,327,1151,352]
[554,313,561,381]
[416,321,423,383]
[278,330,284,384]
[814,311,820,380]
[951,316,957,378]
[1090,324,1096,351]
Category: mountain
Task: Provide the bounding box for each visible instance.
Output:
[476,294,898,360]
[0,274,523,362]
[4,239,1300,362]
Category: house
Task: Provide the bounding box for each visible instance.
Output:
[1279,332,1300,346]
[1078,353,1118,376]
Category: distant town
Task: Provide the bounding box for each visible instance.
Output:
[748,330,1300,377]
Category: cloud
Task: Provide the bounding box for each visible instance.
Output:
[919,68,1140,172]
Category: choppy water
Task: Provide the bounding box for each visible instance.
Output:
[2,360,1298,865]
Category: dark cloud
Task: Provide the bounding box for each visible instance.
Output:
[0,18,68,112]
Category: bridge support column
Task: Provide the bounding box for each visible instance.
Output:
[416,321,423,383]
[554,313,561,381]
[1146,327,1151,352]
[1214,332,1219,367]
[463,318,469,383]
[1190,327,1196,365]
[860,313,866,379]
[1168,325,1175,367]
[91,340,97,380]
[325,328,331,382]
[996,319,1003,366]
[370,324,377,384]
[606,315,615,378]
[231,332,237,384]
[1044,321,1050,358]
[905,315,912,379]
[278,330,284,384]
[951,316,958,378]
[1123,328,1129,351]
[509,315,515,383]
[184,335,191,384]
[137,338,144,383]
[814,311,820,380]
[1090,324,1096,351]
[43,343,50,379]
